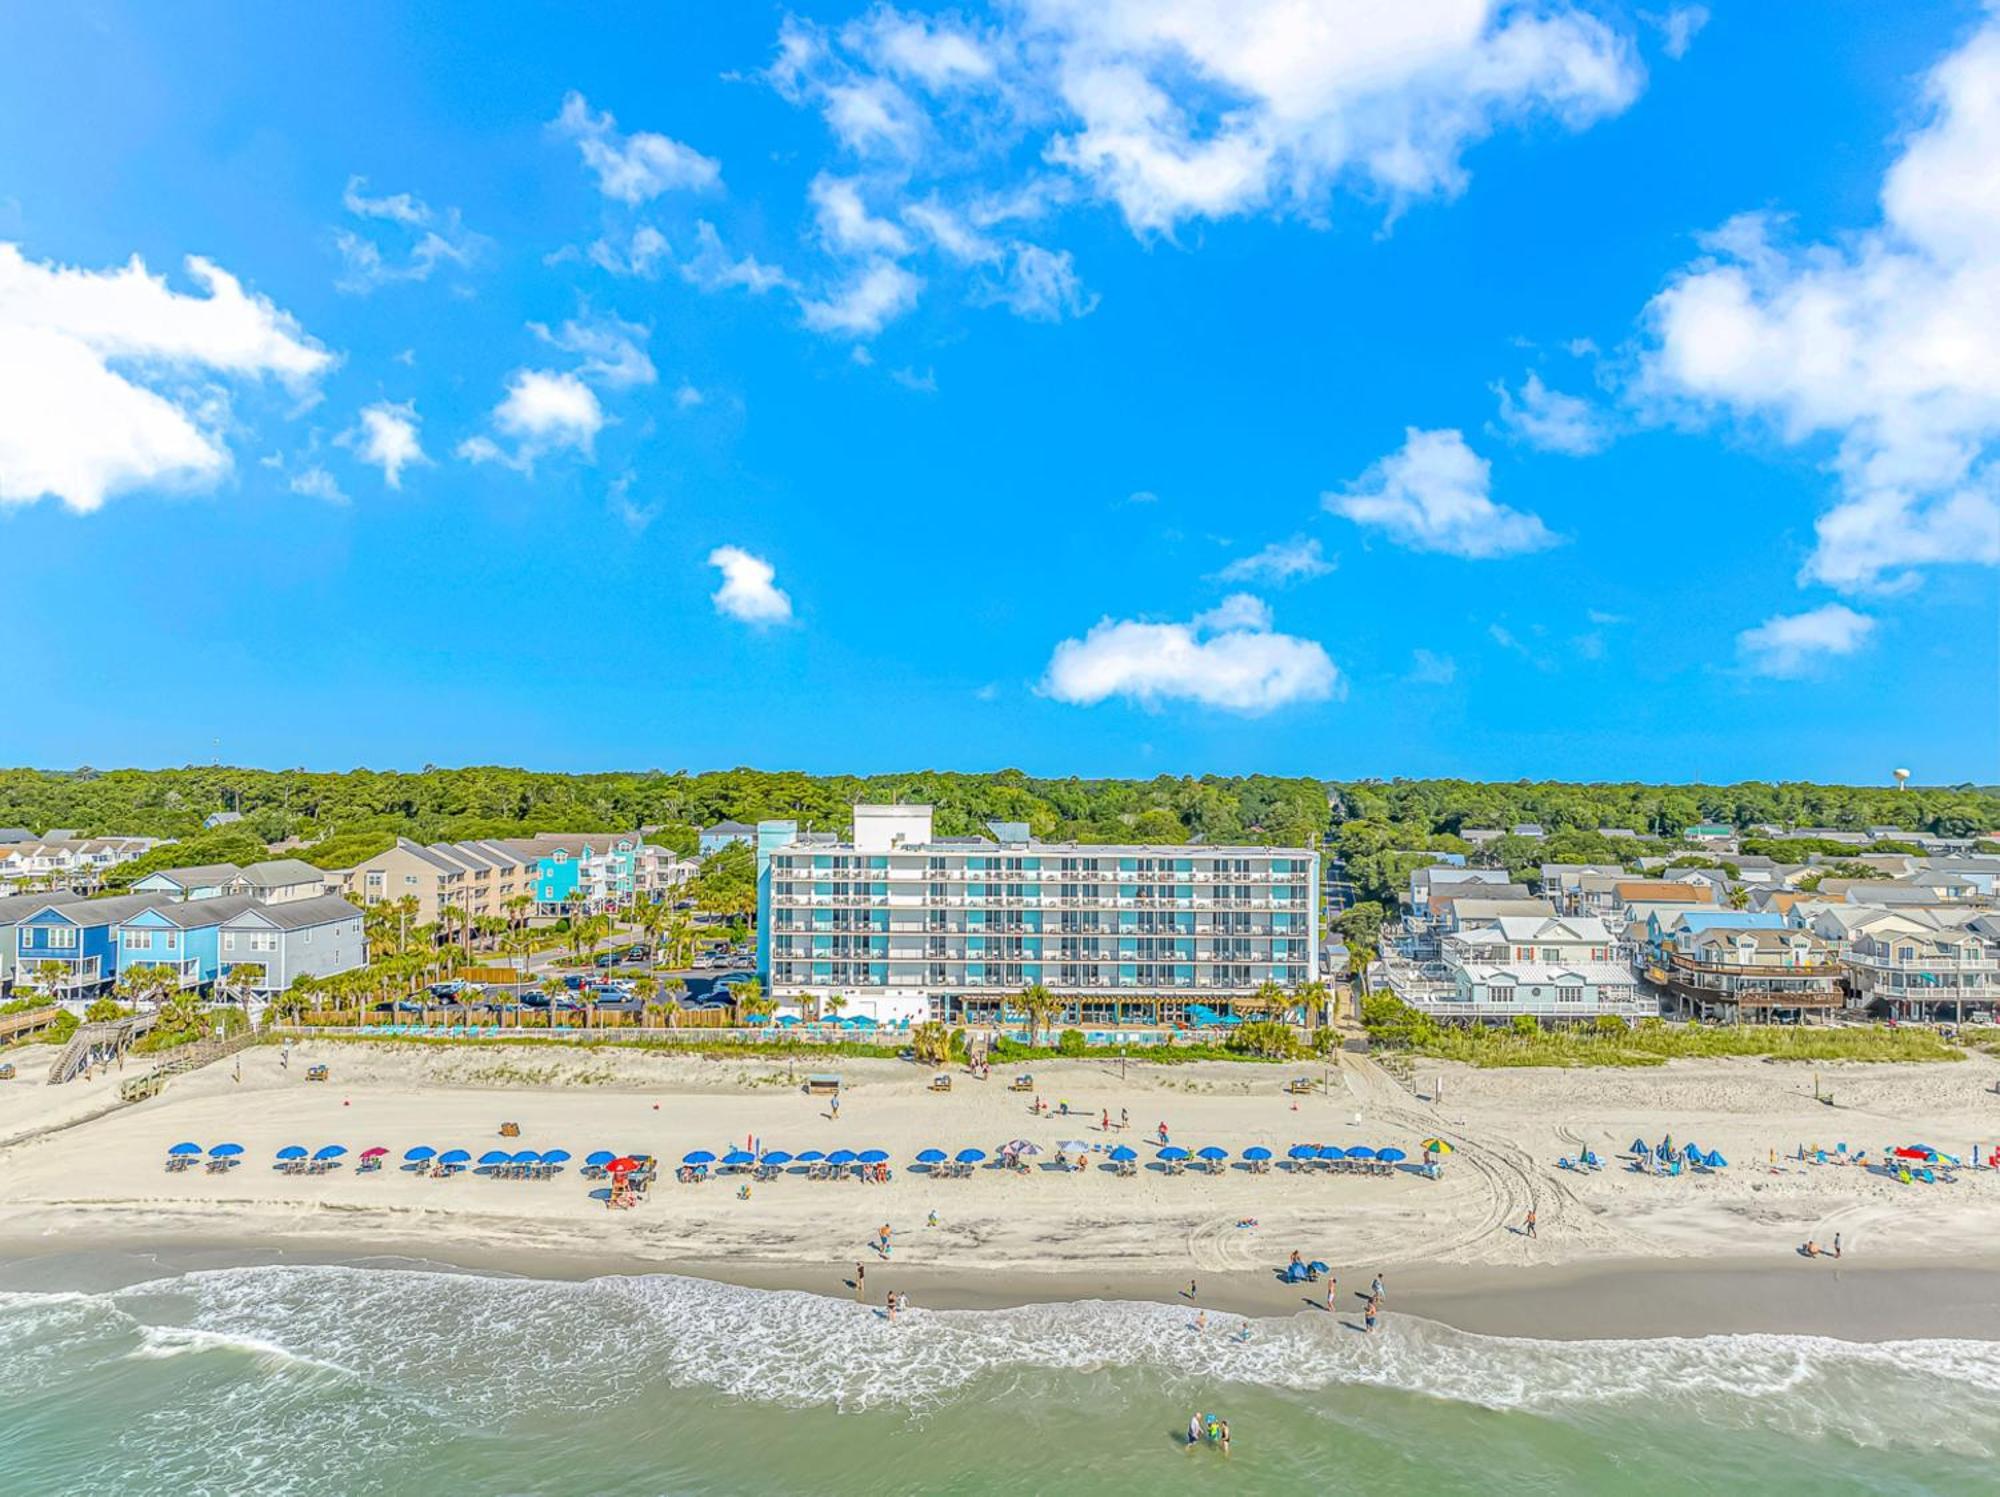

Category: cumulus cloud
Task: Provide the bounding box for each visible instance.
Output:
[530,312,657,388]
[679,221,792,294]
[1644,5,1709,61]
[552,91,721,202]
[708,545,794,626]
[810,173,912,256]
[800,260,924,335]
[1637,16,2000,592]
[1325,427,1560,558]
[288,464,346,504]
[1215,535,1335,584]
[1491,370,1610,455]
[1041,593,1339,713]
[983,243,1097,322]
[457,369,604,472]
[1736,603,1876,678]
[342,400,428,489]
[0,243,331,512]
[333,175,483,293]
[586,224,674,279]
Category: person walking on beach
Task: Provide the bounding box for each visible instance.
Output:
[854,1262,865,1301]
[1370,1273,1384,1303]
[1833,1232,1842,1259]
[878,1223,893,1258]
[1365,1296,1379,1333]
[830,1092,840,1121]
[1102,1108,1110,1133]
[1326,1278,1337,1313]
[1524,1208,1537,1239]
[1158,1121,1170,1146]
[1120,1107,1129,1132]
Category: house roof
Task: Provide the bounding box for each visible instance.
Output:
[222,893,364,931]
[233,858,326,889]
[205,810,243,825]
[23,893,165,926]
[0,892,87,925]
[0,828,33,843]
[1482,914,1614,942]
[136,862,245,889]
[130,894,266,929]
[704,820,754,835]
[1615,879,1713,904]
[1664,910,1785,935]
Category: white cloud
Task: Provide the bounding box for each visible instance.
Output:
[1022,0,1642,234]
[1407,648,1457,685]
[800,260,924,335]
[679,221,791,294]
[342,400,427,489]
[1644,6,1710,61]
[823,76,926,158]
[0,244,331,512]
[1638,16,2000,592]
[903,198,1001,264]
[1041,593,1338,713]
[530,312,657,388]
[587,224,674,279]
[674,382,705,409]
[552,91,721,203]
[288,464,346,504]
[1325,427,1560,558]
[1736,603,1876,678]
[1215,535,1335,584]
[851,10,997,89]
[457,369,604,472]
[810,173,912,256]
[984,243,1098,322]
[1492,369,1609,455]
[333,176,483,293]
[708,545,794,626]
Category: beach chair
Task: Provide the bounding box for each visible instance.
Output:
[928,1073,951,1092]
[1008,1074,1034,1092]
[1285,1077,1313,1096]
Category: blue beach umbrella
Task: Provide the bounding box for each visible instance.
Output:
[954,1148,987,1164]
[683,1150,716,1165]
[1377,1148,1407,1163]
[915,1148,947,1164]
[510,1150,541,1165]
[826,1149,857,1166]
[404,1146,437,1162]
[761,1150,793,1167]
[1308,1261,1330,1274]
[540,1149,571,1164]
[169,1142,202,1156]
[438,1149,471,1165]
[313,1145,347,1161]
[1243,1146,1273,1161]
[795,1149,826,1163]
[1345,1146,1377,1161]
[1109,1145,1138,1162]
[722,1150,756,1167]
[1316,1146,1346,1161]
[857,1149,889,1164]
[209,1143,244,1158]
[276,1146,307,1161]
[1159,1146,1190,1161]
[584,1150,615,1167]
[1706,1150,1728,1168]
[478,1150,511,1166]
[1287,1144,1318,1161]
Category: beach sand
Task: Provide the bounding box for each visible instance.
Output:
[4,1035,2000,1339]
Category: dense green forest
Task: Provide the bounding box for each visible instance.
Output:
[3,767,1993,882]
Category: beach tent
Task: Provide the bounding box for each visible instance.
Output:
[1704,1150,1727,1168]
[1631,1138,1649,1155]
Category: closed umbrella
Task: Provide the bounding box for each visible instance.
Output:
[1705,1150,1727,1168]
[275,1146,308,1161]
[1629,1138,1649,1155]
[169,1142,202,1156]
[404,1146,437,1162]
[313,1145,347,1161]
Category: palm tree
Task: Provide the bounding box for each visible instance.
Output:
[438,904,466,954]
[664,977,687,1029]
[1295,979,1331,1031]
[1019,981,1061,1047]
[226,962,266,1032]
[33,959,72,1005]
[732,977,774,1028]
[161,987,209,1039]
[911,1020,952,1066]
[1248,978,1287,1016]
[539,975,568,1030]
[825,994,848,1024]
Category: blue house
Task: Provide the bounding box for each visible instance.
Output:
[13,893,162,995]
[699,821,755,857]
[114,895,263,991]
[1646,909,1785,965]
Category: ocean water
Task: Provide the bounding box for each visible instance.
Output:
[2,1262,1996,1496]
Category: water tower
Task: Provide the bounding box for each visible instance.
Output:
[1893,767,1911,791]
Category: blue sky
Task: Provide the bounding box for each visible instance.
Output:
[2,1,1995,784]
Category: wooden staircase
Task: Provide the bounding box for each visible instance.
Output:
[45,1012,156,1085]
[116,1030,258,1103]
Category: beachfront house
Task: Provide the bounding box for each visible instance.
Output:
[1841,909,2000,1021]
[699,820,756,856]
[0,892,79,996]
[12,893,164,997]
[131,863,244,902]
[112,895,264,991]
[218,895,369,993]
[1649,922,1845,1023]
[1427,914,1650,1023]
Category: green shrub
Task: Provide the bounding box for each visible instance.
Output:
[1056,1027,1087,1057]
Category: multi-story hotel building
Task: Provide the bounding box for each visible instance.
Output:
[758,805,1320,1024]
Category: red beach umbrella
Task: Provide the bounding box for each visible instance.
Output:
[608,1156,640,1174]
[360,1147,389,1159]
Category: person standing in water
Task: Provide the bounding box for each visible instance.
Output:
[1187,1412,1203,1449]
[1365,1297,1379,1333]
[1218,1420,1231,1458]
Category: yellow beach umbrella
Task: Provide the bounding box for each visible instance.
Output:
[1422,1138,1454,1155]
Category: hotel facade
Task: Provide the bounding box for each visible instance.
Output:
[757,805,1321,1025]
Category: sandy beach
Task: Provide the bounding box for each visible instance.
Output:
[5,1035,2000,1338]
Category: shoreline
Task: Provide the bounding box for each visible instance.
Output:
[5,1227,1998,1343]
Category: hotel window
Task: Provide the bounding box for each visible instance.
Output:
[1489,986,1514,1004]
